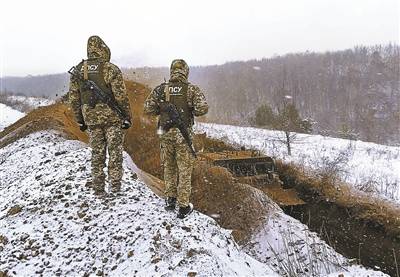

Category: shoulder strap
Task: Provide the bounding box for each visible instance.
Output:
[164,83,170,102]
[83,60,88,80]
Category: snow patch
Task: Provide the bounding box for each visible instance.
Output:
[7,95,54,110]
[0,103,25,131]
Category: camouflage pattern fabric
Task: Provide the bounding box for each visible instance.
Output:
[87,35,110,61]
[88,125,124,191]
[170,59,190,83]
[69,35,131,126]
[144,59,208,207]
[144,83,208,117]
[144,59,208,117]
[68,36,131,192]
[160,128,195,207]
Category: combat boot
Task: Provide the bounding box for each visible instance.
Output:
[177,203,193,219]
[165,197,177,211]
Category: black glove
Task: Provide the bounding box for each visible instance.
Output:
[121,119,132,129]
[78,122,87,132]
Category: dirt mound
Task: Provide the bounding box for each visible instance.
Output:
[0,80,272,243]
[191,162,275,242]
[0,103,87,148]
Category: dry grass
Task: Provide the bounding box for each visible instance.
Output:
[276,160,400,238]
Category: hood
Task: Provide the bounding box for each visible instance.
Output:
[87,35,111,62]
[169,59,189,83]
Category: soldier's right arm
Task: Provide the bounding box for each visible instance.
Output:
[68,76,84,123]
[189,85,209,117]
[144,85,162,116]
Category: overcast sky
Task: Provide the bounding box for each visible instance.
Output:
[1,0,399,76]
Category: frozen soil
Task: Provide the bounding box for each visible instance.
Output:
[0,131,277,277]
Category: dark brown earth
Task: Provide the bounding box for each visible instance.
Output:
[1,80,399,275]
[277,161,400,276]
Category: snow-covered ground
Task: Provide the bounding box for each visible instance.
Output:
[0,131,388,277]
[7,95,54,110]
[246,212,388,277]
[0,103,25,132]
[0,131,277,277]
[0,96,54,132]
[196,123,400,203]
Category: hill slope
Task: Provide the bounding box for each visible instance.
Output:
[0,80,391,277]
[0,73,68,98]
[0,131,277,276]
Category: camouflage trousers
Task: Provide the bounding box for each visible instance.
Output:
[88,125,124,190]
[160,128,195,207]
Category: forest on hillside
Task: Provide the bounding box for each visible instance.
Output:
[0,74,69,98]
[1,44,399,145]
[125,44,400,145]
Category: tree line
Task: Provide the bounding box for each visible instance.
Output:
[0,74,69,98]
[124,44,399,145]
[1,44,398,145]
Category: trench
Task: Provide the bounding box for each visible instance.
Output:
[196,134,400,276]
[193,134,400,276]
[280,180,400,276]
[2,85,398,276]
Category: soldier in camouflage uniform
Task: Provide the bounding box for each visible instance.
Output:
[144,59,208,218]
[69,35,132,195]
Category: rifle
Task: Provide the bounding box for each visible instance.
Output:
[68,65,129,121]
[159,102,197,158]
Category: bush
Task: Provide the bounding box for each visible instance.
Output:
[253,104,276,127]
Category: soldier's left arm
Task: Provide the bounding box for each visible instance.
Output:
[68,76,85,124]
[105,63,132,121]
[144,85,163,116]
[189,85,209,116]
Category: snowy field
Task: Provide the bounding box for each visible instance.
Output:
[7,95,54,110]
[196,123,400,203]
[0,103,25,132]
[0,131,388,277]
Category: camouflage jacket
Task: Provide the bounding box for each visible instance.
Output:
[144,82,208,123]
[69,36,131,127]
